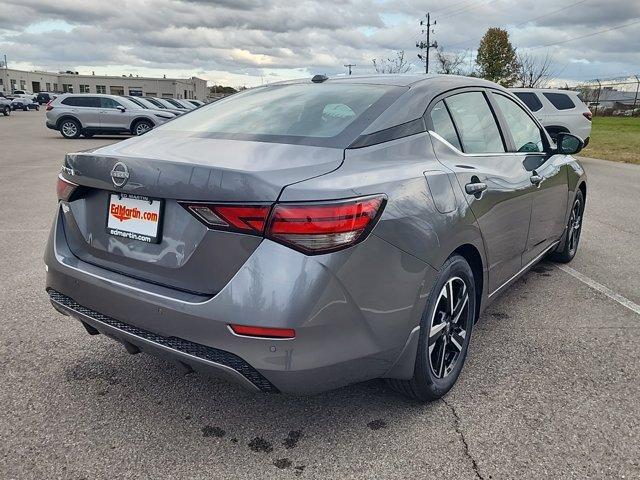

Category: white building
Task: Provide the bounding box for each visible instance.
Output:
[0,68,207,100]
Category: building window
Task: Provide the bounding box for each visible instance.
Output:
[20,80,26,90]
[128,87,142,96]
[62,84,73,93]
[109,86,124,95]
[45,83,51,91]
[53,83,58,92]
[79,84,90,93]
[96,85,106,94]
[146,92,157,97]
[10,79,16,92]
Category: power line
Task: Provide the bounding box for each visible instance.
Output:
[530,17,640,49]
[428,0,478,15]
[438,0,500,21]
[513,0,589,28]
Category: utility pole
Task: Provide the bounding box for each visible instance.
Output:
[344,64,356,75]
[416,13,437,74]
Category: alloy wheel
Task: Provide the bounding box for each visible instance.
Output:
[62,121,78,137]
[429,276,470,379]
[568,199,582,256]
[135,122,152,135]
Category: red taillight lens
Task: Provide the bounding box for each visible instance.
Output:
[267,196,385,253]
[229,324,295,339]
[182,195,385,254]
[583,111,593,121]
[56,174,78,201]
[45,101,53,111]
[184,204,271,234]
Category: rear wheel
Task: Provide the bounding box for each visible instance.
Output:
[59,118,81,139]
[550,190,584,263]
[22,105,28,111]
[133,119,153,136]
[387,255,475,402]
[2,106,9,116]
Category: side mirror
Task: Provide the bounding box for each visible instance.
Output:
[556,133,583,155]
[117,105,126,112]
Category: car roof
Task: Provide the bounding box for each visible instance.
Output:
[272,73,500,89]
[511,87,579,95]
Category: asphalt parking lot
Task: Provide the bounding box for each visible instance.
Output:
[1,111,639,479]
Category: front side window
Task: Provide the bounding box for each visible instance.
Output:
[445,92,505,154]
[429,101,461,150]
[543,92,575,110]
[513,92,543,112]
[492,94,543,153]
[100,97,123,109]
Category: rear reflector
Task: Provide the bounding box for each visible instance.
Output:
[181,195,385,254]
[229,324,295,339]
[267,196,385,253]
[45,101,53,111]
[56,174,78,201]
[583,111,593,121]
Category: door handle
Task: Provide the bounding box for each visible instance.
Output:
[530,174,543,186]
[465,181,487,196]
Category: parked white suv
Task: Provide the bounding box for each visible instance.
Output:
[45,94,175,138]
[510,88,592,146]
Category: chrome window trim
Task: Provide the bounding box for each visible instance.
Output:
[429,131,547,158]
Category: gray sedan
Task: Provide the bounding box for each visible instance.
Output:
[45,74,586,401]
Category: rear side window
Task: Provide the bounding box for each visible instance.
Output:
[513,92,543,112]
[492,94,543,153]
[163,84,398,145]
[543,92,575,110]
[61,96,100,107]
[445,92,505,154]
[429,101,461,150]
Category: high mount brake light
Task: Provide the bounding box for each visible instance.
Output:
[181,195,386,254]
[56,174,78,201]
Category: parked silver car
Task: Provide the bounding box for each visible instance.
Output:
[46,75,587,400]
[45,94,175,138]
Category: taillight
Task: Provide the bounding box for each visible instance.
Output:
[181,195,385,254]
[56,174,78,201]
[184,204,271,234]
[583,111,592,121]
[45,101,53,111]
[229,324,295,339]
[267,196,385,253]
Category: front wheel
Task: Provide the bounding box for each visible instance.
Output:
[550,189,584,263]
[387,255,475,402]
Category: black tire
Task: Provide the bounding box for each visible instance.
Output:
[2,106,9,116]
[387,254,476,402]
[59,118,81,139]
[22,105,28,111]
[132,119,153,136]
[34,105,39,111]
[549,189,584,263]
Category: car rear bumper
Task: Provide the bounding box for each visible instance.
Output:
[45,206,436,394]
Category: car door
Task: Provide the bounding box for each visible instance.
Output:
[99,97,131,131]
[62,96,101,128]
[427,90,536,294]
[490,92,568,264]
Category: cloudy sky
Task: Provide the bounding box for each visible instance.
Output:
[1,0,639,87]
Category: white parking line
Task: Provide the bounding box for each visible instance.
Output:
[557,264,640,316]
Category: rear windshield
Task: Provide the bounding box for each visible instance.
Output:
[161,83,402,147]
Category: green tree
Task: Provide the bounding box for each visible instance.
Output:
[475,27,519,86]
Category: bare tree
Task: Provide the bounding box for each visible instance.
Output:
[516,52,554,88]
[372,50,411,74]
[435,47,466,75]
